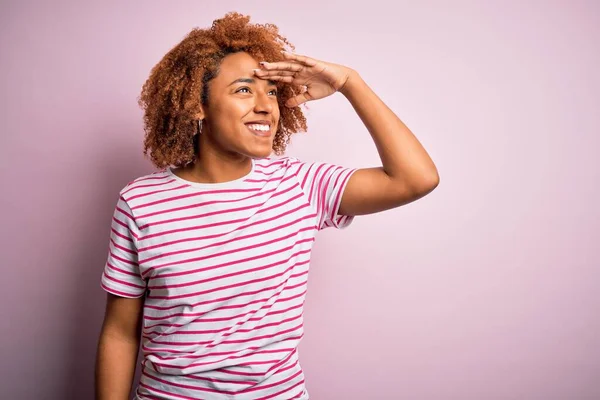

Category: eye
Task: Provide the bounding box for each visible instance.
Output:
[268,89,278,96]
[236,87,251,93]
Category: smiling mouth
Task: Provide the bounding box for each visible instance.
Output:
[245,123,272,137]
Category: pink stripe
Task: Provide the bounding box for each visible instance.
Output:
[108,250,138,266]
[147,262,309,305]
[331,169,355,220]
[214,289,306,312]
[147,342,294,362]
[146,266,308,306]
[101,282,141,298]
[289,387,306,399]
[112,217,139,240]
[144,303,303,335]
[122,179,177,196]
[254,159,285,169]
[136,186,276,219]
[131,173,171,184]
[132,187,262,211]
[265,349,297,374]
[142,369,242,395]
[126,184,189,201]
[144,274,308,313]
[111,227,132,243]
[177,373,256,385]
[305,163,321,201]
[145,305,303,341]
[105,261,140,278]
[147,314,303,347]
[149,347,294,363]
[244,178,271,183]
[142,279,308,335]
[136,174,294,219]
[312,164,336,206]
[241,369,303,395]
[143,220,316,270]
[148,237,314,279]
[139,216,248,242]
[138,191,272,229]
[138,380,199,400]
[140,211,313,263]
[110,238,135,255]
[163,303,302,328]
[103,271,146,289]
[137,194,309,252]
[211,326,303,347]
[300,163,315,191]
[218,355,297,377]
[144,289,306,324]
[318,167,337,227]
[148,229,313,289]
[141,362,303,397]
[254,377,305,400]
[142,367,301,397]
[327,167,344,215]
[149,336,303,370]
[253,169,272,176]
[253,191,305,214]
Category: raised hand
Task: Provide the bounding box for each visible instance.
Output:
[254,51,354,108]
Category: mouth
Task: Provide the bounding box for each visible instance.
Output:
[245,122,272,138]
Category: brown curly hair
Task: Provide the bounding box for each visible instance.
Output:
[138,12,308,169]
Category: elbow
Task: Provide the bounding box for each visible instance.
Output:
[410,169,440,196]
[426,169,440,190]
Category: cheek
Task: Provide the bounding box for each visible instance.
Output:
[211,102,248,129]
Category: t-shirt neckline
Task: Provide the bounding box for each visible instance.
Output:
[167,158,255,189]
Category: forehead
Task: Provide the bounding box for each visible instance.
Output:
[213,52,260,83]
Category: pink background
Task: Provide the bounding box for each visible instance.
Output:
[1,1,599,399]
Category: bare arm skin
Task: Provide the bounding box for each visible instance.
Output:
[95,293,144,400]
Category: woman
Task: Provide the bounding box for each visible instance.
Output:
[95,12,439,400]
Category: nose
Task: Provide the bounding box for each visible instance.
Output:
[253,90,274,114]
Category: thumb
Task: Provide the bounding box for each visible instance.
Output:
[286,92,311,108]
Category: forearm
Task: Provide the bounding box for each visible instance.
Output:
[95,330,140,400]
[340,71,439,186]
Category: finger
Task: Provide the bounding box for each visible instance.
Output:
[259,61,303,73]
[282,51,318,68]
[286,92,312,108]
[262,75,295,83]
[253,69,295,77]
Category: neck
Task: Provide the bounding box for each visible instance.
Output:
[177,140,252,184]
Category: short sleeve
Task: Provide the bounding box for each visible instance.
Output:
[293,159,358,230]
[100,195,147,298]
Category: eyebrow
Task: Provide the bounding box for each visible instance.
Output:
[228,77,277,87]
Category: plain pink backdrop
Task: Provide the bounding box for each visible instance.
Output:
[1,1,599,399]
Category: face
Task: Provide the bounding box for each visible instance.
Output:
[198,51,281,159]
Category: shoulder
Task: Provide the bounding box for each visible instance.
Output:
[118,169,172,202]
[252,156,305,176]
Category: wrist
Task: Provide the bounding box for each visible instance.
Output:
[339,69,362,97]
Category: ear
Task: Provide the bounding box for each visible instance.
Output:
[194,105,206,121]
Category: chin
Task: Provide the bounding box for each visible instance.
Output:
[247,147,273,159]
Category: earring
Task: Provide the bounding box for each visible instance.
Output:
[196,119,203,135]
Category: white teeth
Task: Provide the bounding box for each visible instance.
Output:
[248,124,270,132]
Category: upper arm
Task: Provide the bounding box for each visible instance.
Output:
[101,195,147,298]
[338,167,439,216]
[101,293,145,341]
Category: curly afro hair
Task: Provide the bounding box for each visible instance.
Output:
[138,12,308,169]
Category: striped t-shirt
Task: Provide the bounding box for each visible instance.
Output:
[100,156,357,400]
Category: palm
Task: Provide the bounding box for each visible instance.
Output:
[255,52,352,107]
